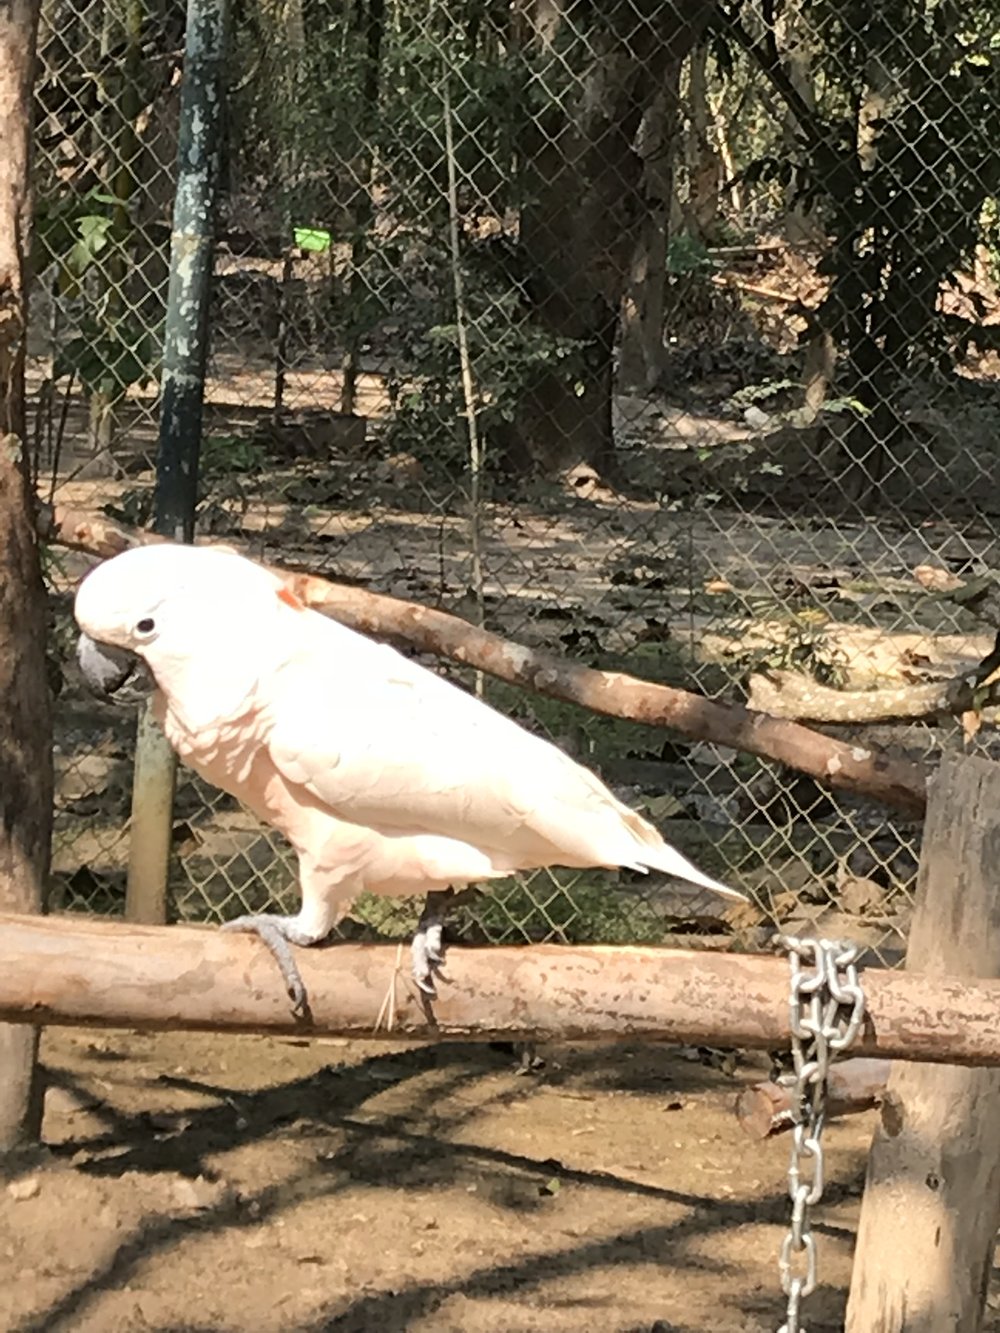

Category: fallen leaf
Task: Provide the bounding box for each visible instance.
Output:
[962,710,983,743]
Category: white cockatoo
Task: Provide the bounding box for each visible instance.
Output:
[75,544,744,1012]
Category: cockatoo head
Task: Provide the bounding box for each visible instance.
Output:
[74,544,293,718]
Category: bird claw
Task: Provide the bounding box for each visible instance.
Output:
[411,924,446,996]
[222,914,312,1018]
[287,975,308,1017]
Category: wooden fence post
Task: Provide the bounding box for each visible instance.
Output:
[845,754,1000,1332]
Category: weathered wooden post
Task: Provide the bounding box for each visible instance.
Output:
[846,753,1000,1332]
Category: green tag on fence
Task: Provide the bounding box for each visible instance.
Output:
[293,227,331,252]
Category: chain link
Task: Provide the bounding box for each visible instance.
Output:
[774,935,866,1333]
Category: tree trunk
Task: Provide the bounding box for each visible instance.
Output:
[509,0,706,476]
[619,61,683,392]
[685,42,722,242]
[339,0,385,416]
[0,0,53,1155]
[825,52,901,504]
[778,0,821,245]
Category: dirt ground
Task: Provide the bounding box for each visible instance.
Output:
[6,1028,998,1333]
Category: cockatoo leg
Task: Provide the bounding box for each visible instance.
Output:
[411,888,477,995]
[221,913,327,1016]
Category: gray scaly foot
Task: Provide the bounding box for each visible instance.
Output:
[222,913,321,1016]
[411,912,447,996]
[411,888,480,996]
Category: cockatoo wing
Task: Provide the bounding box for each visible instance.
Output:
[265,615,741,898]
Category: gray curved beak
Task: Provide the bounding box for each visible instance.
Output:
[77,634,155,707]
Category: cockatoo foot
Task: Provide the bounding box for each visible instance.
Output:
[410,922,445,996]
[222,914,319,1016]
[411,887,480,996]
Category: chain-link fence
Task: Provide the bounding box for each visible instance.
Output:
[32,0,1000,970]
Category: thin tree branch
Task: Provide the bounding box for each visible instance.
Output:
[442,70,486,693]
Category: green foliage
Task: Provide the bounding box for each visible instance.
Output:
[224,0,596,474]
[666,232,716,277]
[725,379,870,422]
[729,0,1000,382]
[104,487,154,527]
[36,188,158,400]
[200,434,269,479]
[32,190,120,296]
[726,378,797,410]
[54,317,154,396]
[736,609,850,689]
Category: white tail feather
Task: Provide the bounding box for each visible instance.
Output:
[632,841,746,902]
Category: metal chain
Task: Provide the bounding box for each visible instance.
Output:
[774,935,866,1333]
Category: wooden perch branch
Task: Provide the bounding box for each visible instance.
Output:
[4,913,1000,1064]
[42,503,928,817]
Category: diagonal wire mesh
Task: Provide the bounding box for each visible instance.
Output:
[33,0,1000,969]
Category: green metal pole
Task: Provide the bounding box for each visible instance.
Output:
[126,0,228,924]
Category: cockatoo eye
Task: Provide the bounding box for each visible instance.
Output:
[135,617,157,638]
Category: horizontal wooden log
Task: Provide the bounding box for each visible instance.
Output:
[735,1057,891,1138]
[3,913,1000,1064]
[43,504,929,817]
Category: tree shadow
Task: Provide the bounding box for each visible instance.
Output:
[18,1041,864,1333]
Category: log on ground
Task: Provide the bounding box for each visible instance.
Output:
[735,1057,891,1138]
[746,666,1000,724]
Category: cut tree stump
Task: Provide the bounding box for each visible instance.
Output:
[735,1057,891,1139]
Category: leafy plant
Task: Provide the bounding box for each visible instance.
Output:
[200,434,269,480]
[32,189,120,296]
[54,316,154,397]
[666,232,716,277]
[36,188,159,404]
[382,238,589,475]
